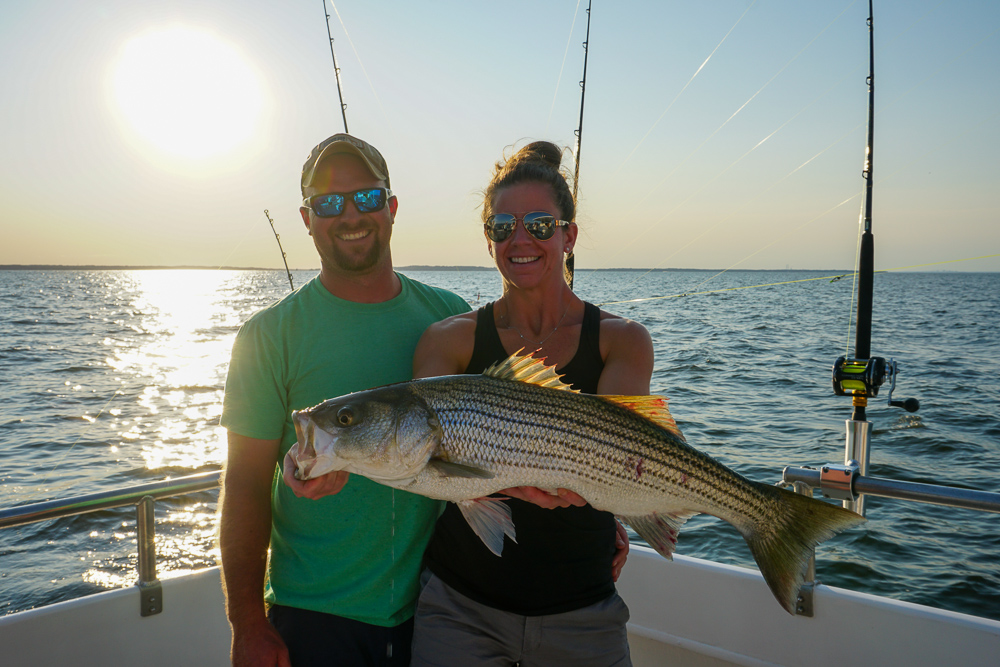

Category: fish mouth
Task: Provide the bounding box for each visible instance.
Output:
[289,410,347,480]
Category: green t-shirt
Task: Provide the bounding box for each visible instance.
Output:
[221,273,469,626]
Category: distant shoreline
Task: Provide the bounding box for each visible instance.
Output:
[0,265,984,273]
[0,264,866,272]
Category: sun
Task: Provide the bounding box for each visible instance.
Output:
[111,26,263,160]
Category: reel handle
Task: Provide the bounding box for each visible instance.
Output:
[890,397,920,413]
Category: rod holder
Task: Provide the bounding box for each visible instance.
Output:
[845,419,871,515]
[136,495,163,617]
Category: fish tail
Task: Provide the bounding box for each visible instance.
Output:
[742,483,866,615]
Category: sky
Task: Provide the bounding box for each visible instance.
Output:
[1,0,997,271]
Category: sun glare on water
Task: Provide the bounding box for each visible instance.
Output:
[111,26,263,160]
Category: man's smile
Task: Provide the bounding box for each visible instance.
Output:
[337,229,372,242]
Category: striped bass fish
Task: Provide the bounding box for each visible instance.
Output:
[288,352,865,614]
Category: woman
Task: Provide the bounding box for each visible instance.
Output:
[410,141,654,667]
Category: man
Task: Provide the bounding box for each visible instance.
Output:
[219,133,470,667]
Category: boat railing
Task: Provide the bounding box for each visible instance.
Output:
[781,458,1000,617]
[782,464,1000,514]
[2,461,999,621]
[0,470,221,617]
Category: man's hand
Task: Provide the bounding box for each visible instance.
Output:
[612,520,629,582]
[281,452,349,499]
[231,620,291,667]
[499,486,587,509]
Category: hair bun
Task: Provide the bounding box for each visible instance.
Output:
[510,141,563,171]
[483,139,576,228]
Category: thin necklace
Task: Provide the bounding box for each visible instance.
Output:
[503,299,572,348]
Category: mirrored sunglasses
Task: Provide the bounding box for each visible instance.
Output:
[485,212,570,243]
[303,188,393,217]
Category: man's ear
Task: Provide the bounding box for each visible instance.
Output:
[300,207,312,235]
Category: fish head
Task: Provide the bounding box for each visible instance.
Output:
[288,385,442,484]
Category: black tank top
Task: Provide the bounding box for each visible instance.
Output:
[423,301,618,615]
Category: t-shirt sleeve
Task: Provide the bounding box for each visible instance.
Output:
[449,291,472,316]
[220,316,288,440]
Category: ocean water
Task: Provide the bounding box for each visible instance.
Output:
[1,268,998,620]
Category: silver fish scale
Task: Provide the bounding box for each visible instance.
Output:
[407,375,781,526]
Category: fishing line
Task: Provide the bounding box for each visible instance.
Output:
[611,99,1000,308]
[608,8,995,302]
[614,0,758,172]
[327,1,394,141]
[602,0,859,272]
[615,101,999,303]
[594,253,1000,308]
[545,0,583,135]
[675,192,862,298]
[597,272,857,307]
[607,112,867,301]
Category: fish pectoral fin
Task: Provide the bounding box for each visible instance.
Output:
[427,459,495,479]
[456,498,517,557]
[618,511,698,560]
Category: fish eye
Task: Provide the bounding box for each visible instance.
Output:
[336,406,354,427]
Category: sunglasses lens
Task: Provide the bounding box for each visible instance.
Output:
[353,188,387,213]
[522,213,558,240]
[486,215,516,242]
[312,194,345,217]
[486,213,517,243]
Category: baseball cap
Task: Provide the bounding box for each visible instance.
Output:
[300,133,390,196]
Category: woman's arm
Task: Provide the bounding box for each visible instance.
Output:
[596,314,655,578]
[597,316,654,395]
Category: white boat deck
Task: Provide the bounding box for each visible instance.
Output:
[3,546,998,666]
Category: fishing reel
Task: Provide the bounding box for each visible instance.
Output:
[832,356,919,412]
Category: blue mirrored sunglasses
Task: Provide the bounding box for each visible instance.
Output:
[303,188,393,217]
[485,212,570,242]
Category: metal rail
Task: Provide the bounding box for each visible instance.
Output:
[782,465,1000,514]
[0,470,220,529]
[0,470,221,617]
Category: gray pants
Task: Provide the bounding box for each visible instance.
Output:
[411,573,632,667]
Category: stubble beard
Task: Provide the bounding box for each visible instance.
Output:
[320,226,389,275]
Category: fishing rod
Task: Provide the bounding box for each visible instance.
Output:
[566,0,593,290]
[265,209,295,291]
[321,0,349,132]
[782,2,920,530]
[826,0,918,516]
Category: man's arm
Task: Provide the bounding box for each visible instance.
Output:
[219,431,291,667]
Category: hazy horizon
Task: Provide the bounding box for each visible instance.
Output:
[2,1,997,271]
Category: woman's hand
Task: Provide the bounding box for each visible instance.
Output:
[499,486,587,509]
[612,520,629,582]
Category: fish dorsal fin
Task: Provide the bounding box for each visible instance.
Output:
[483,350,578,393]
[601,395,686,441]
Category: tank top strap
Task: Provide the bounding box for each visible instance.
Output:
[465,302,509,374]
[577,301,603,367]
